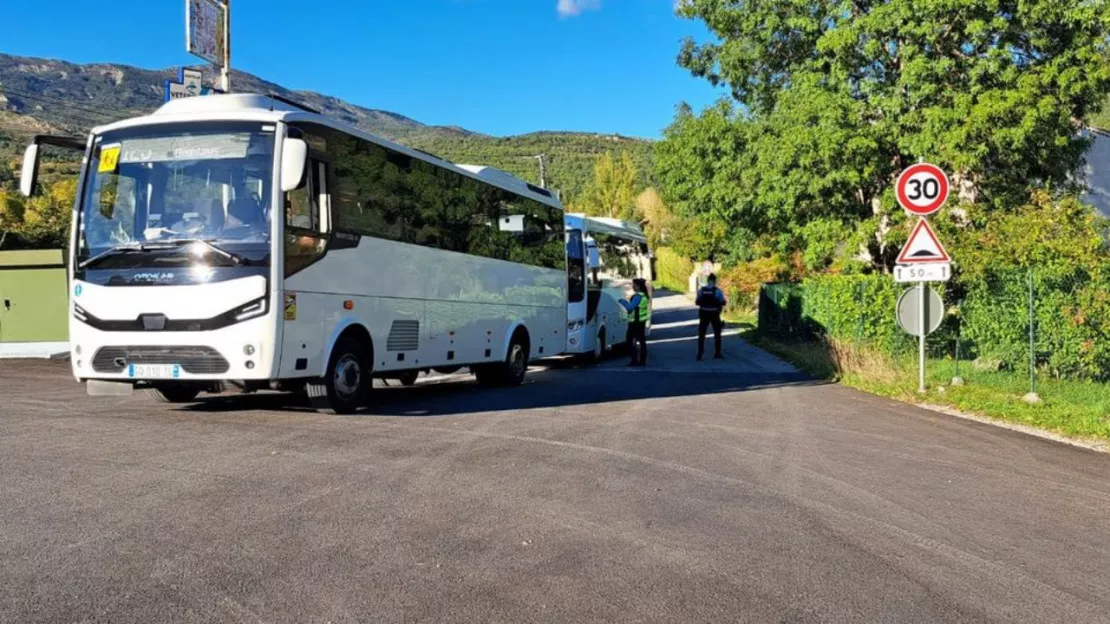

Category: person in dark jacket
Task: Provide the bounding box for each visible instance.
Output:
[620,278,651,367]
[696,273,726,360]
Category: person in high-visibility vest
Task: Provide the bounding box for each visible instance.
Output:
[620,278,651,367]
[696,273,727,360]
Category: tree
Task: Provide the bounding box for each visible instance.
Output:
[635,187,672,248]
[579,152,639,221]
[0,178,75,249]
[1093,95,1110,131]
[663,0,1110,270]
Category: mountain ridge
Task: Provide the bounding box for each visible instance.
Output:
[0,52,654,201]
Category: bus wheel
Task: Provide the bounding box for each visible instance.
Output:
[591,328,606,363]
[398,371,419,387]
[143,384,201,404]
[307,335,371,414]
[475,332,529,387]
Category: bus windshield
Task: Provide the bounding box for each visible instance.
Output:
[77,121,276,270]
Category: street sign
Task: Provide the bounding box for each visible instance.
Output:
[186,0,227,66]
[897,219,950,264]
[896,163,949,216]
[163,68,222,102]
[894,263,950,283]
[897,286,944,337]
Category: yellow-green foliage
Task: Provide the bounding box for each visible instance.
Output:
[718,254,796,312]
[654,247,693,294]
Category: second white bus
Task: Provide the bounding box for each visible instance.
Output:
[564,214,655,361]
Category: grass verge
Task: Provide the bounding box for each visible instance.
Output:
[744,330,1110,443]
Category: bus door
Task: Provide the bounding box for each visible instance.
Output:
[279,154,332,377]
[565,229,588,330]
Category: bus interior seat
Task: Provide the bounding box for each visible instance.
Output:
[201,199,225,230]
[228,196,263,227]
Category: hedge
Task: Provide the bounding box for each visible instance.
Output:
[760,270,1110,381]
[760,275,913,355]
[654,247,693,294]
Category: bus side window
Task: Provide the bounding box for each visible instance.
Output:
[285,162,314,230]
[284,159,328,277]
[312,159,331,234]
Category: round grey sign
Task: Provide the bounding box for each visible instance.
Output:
[897,286,944,336]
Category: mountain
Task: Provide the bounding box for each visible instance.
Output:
[0,53,653,202]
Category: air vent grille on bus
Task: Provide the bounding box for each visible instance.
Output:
[386,320,420,352]
[91,345,230,374]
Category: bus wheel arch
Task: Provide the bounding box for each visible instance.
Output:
[308,322,375,414]
[593,325,606,361]
[497,322,531,363]
[319,318,374,377]
[476,325,530,387]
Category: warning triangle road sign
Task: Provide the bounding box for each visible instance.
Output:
[897,219,951,264]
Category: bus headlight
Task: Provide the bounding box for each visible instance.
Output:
[73,304,88,322]
[567,319,585,331]
[232,297,268,322]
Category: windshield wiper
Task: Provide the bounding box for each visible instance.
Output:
[78,242,150,269]
[150,238,251,266]
[78,239,250,269]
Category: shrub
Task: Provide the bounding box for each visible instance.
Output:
[759,274,914,355]
[955,194,1110,380]
[654,247,693,293]
[961,269,1110,380]
[718,255,792,313]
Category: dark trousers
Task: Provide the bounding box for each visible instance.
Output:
[627,321,647,365]
[697,310,723,357]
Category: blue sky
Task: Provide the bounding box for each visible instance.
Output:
[3,0,723,138]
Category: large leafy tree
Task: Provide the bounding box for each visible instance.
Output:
[663,0,1110,269]
[576,152,640,221]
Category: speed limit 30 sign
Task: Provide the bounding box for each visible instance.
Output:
[896,163,949,216]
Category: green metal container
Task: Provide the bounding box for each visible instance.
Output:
[0,249,68,343]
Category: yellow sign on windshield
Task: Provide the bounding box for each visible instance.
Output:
[98,145,121,173]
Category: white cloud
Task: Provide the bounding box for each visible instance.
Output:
[557,0,601,18]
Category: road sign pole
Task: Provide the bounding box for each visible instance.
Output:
[918,280,926,393]
[220,0,231,92]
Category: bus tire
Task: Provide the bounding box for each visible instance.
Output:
[307,335,371,414]
[592,327,606,362]
[143,384,201,404]
[475,331,529,387]
[398,370,419,387]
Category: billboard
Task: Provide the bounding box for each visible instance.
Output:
[186,0,227,66]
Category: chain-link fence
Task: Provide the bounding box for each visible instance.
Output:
[760,268,1110,389]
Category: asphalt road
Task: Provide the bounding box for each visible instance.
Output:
[1,295,1109,623]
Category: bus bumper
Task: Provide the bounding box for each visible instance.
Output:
[69,315,276,384]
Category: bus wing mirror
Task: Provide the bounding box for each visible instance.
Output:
[19,143,40,197]
[280,138,308,192]
[20,135,86,197]
[587,246,600,270]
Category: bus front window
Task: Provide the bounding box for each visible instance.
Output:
[78,122,276,271]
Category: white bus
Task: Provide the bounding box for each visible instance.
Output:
[19,94,568,413]
[564,214,655,361]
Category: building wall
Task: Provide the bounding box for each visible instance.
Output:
[0,250,68,343]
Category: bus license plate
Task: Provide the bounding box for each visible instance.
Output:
[128,364,181,379]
